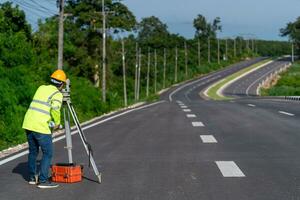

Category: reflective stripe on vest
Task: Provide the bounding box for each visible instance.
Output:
[29,91,61,115]
[32,99,51,107]
[29,106,50,115]
[47,91,60,103]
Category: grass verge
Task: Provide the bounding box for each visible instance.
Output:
[261,61,300,96]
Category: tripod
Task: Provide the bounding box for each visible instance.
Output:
[62,79,102,183]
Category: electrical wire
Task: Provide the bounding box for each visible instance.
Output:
[0,0,58,30]
[13,0,57,15]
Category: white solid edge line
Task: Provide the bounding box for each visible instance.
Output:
[278,111,295,116]
[0,100,166,166]
[0,150,29,166]
[215,161,246,177]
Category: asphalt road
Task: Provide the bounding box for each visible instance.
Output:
[223,57,291,97]
[1,57,300,200]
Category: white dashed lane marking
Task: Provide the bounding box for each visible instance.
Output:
[247,104,256,107]
[192,122,205,127]
[186,114,196,118]
[200,135,217,143]
[180,106,188,108]
[278,111,295,116]
[183,109,191,112]
[215,161,246,177]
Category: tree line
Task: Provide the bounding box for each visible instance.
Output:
[280,16,300,54]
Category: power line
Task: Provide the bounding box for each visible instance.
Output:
[0,0,57,18]
[0,0,58,29]
[31,0,57,14]
[13,0,57,15]
[10,1,46,19]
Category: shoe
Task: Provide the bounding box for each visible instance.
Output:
[37,181,59,189]
[28,177,37,185]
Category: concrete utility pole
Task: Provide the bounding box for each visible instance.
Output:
[137,48,142,100]
[292,42,295,63]
[217,38,220,64]
[246,39,250,54]
[154,49,157,93]
[255,42,258,54]
[251,39,255,52]
[134,43,138,101]
[121,40,127,106]
[57,0,64,70]
[163,48,167,88]
[225,39,228,60]
[198,39,201,67]
[146,48,151,97]
[208,37,211,63]
[239,38,243,54]
[175,46,178,82]
[184,41,188,78]
[101,0,107,102]
[234,38,237,57]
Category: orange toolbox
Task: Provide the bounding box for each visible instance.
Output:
[51,163,83,183]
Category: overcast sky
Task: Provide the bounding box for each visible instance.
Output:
[8,0,300,41]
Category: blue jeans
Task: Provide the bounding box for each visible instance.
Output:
[26,130,53,183]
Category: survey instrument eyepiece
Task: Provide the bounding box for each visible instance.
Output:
[62,79,71,102]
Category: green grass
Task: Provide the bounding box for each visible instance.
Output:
[206,78,232,100]
[262,62,300,96]
[206,59,272,100]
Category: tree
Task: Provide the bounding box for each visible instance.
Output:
[65,0,136,32]
[280,17,300,52]
[35,0,137,81]
[0,2,34,68]
[0,2,31,40]
[193,14,221,39]
[137,16,170,48]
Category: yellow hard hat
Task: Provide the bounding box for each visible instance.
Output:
[51,69,67,83]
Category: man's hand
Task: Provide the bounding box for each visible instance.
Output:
[53,125,63,131]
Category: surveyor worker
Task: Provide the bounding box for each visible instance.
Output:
[22,69,66,189]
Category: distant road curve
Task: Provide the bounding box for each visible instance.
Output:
[223,57,291,98]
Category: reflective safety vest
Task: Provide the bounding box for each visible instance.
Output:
[22,85,63,134]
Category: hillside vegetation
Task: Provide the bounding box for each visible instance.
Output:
[262,62,300,96]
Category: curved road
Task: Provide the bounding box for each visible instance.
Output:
[223,57,291,97]
[1,58,300,200]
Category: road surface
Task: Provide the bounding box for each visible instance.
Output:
[1,57,300,200]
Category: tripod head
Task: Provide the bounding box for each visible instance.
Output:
[62,79,71,103]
